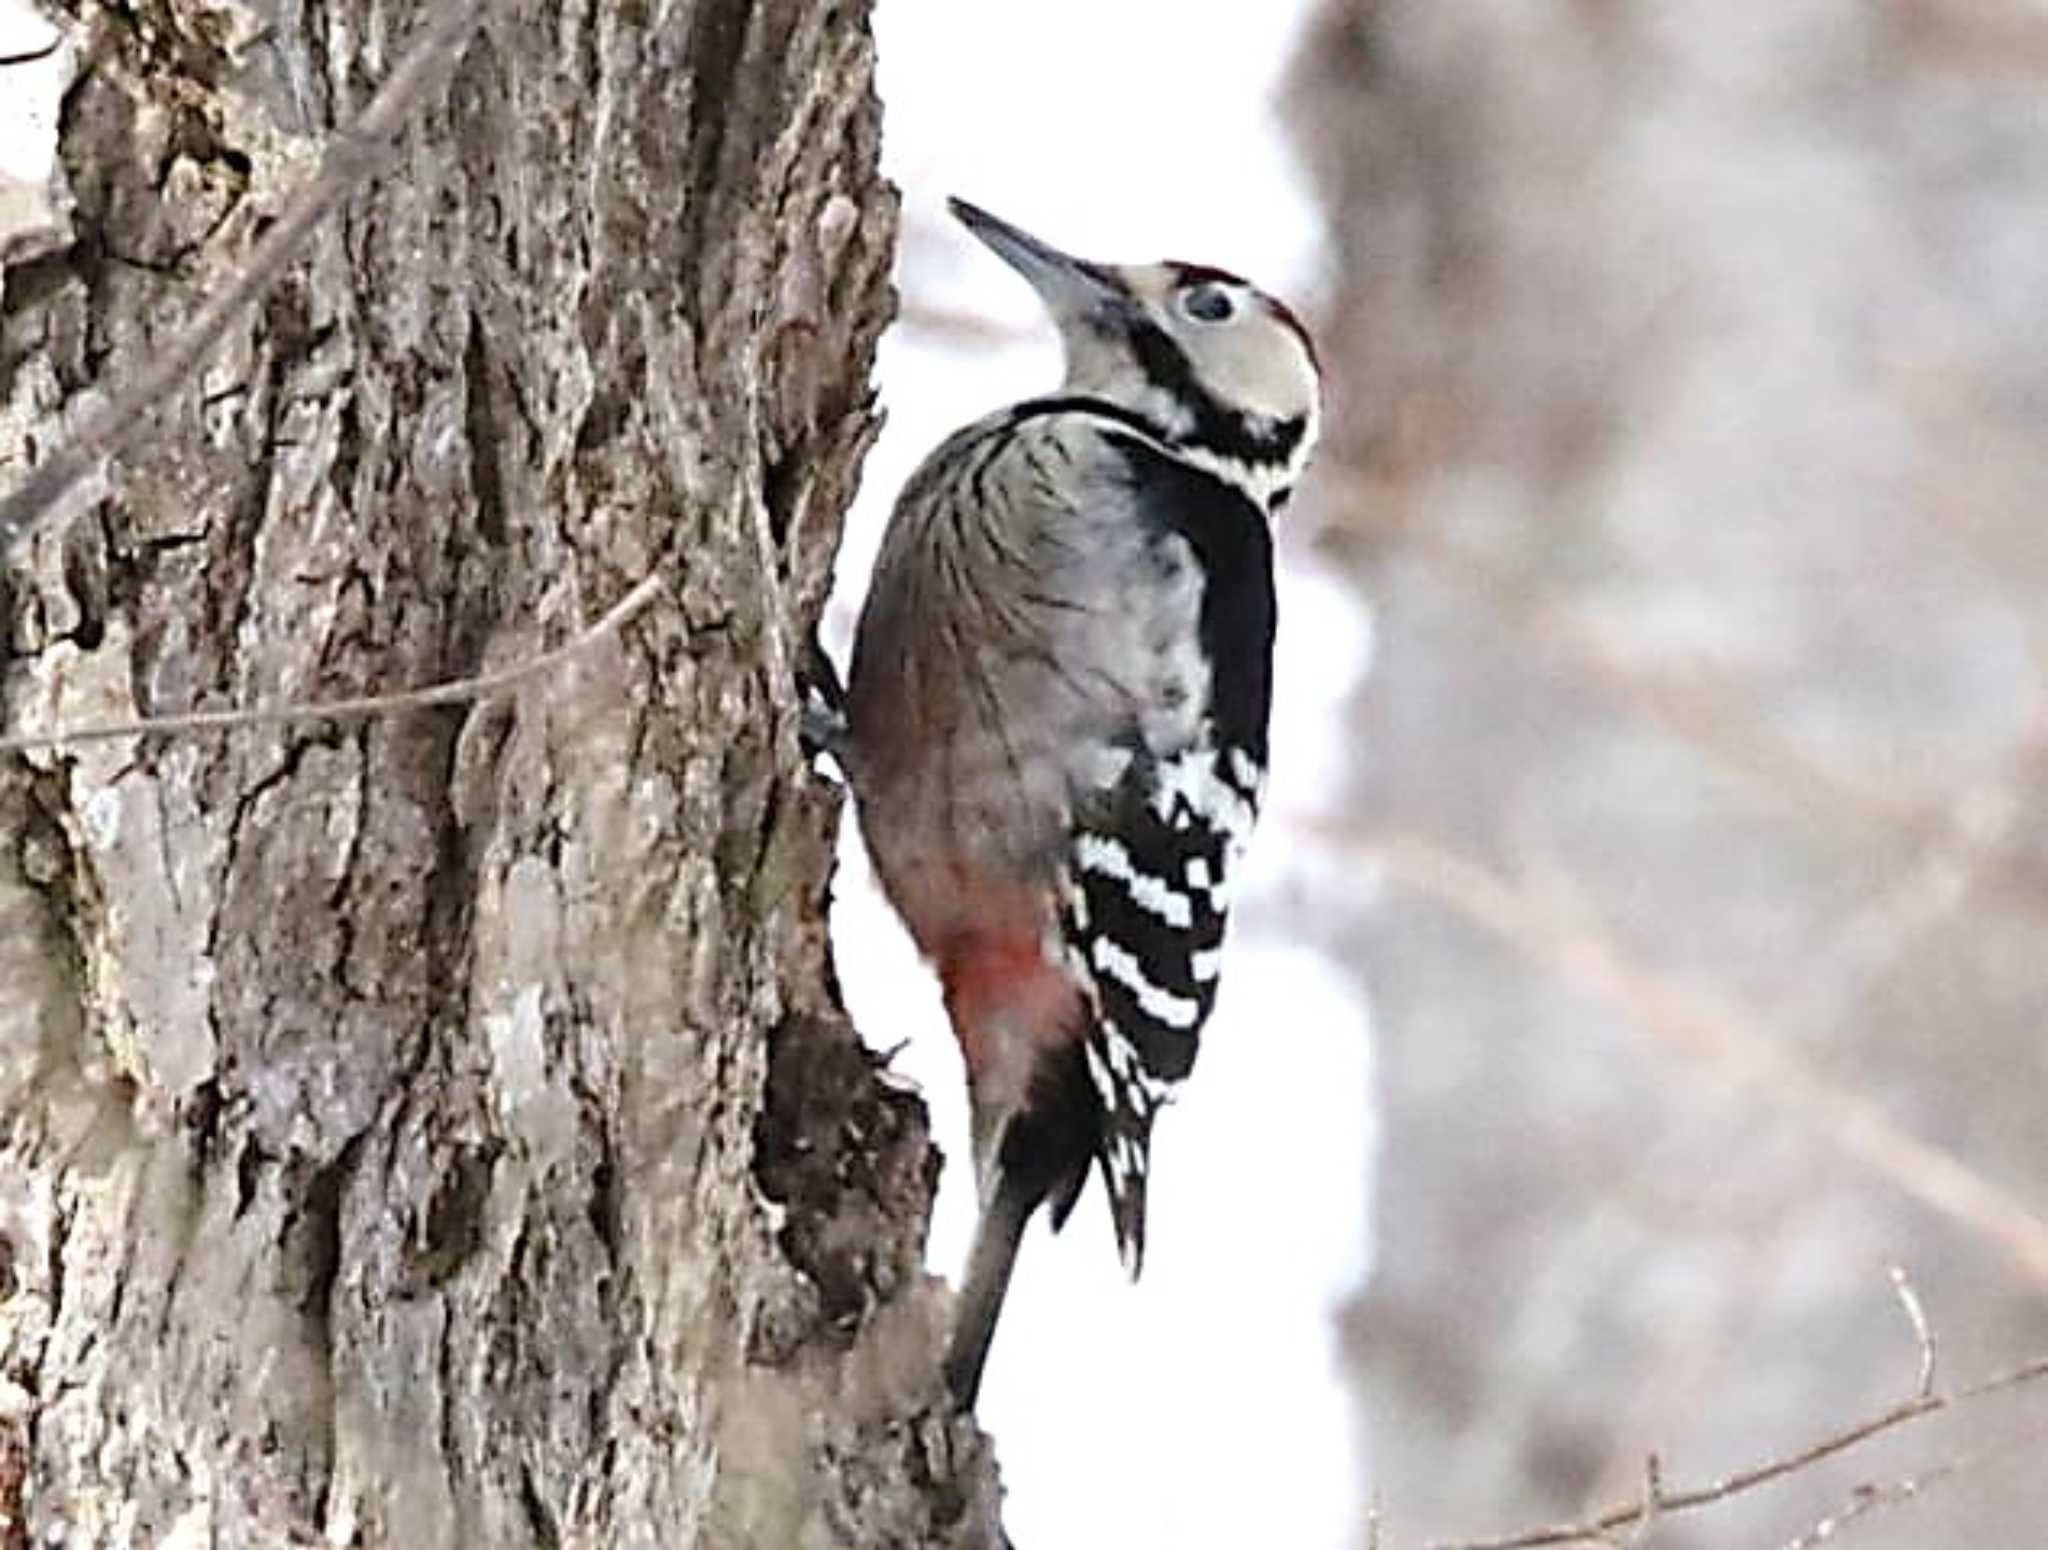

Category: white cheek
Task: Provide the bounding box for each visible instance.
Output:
[1213,330,1311,424]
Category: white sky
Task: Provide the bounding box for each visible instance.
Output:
[0,0,71,275]
[828,6,1378,1547]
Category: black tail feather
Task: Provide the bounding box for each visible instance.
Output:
[945,1172,1034,1408]
[949,1043,1099,1407]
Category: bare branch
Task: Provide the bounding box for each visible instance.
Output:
[0,37,61,67]
[1622,1456,1661,1546]
[1333,828,2048,1288]
[1888,1263,1937,1401]
[0,574,662,753]
[1421,1349,2048,1547]
[1775,1419,2048,1550]
[0,0,494,556]
[1322,469,2048,925]
[892,299,1036,347]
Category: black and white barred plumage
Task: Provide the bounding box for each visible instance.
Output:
[1056,424,1278,1275]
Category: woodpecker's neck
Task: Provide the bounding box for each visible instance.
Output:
[1172,423,1314,513]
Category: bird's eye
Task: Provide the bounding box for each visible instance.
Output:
[1179,283,1238,324]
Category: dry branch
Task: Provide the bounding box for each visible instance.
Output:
[1888,1264,1937,1401]
[0,0,494,555]
[1332,829,2048,1288]
[1326,471,2048,926]
[1424,1352,2048,1549]
[1775,1418,2048,1550]
[0,574,662,753]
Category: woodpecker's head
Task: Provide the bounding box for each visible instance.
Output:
[950,197,1321,511]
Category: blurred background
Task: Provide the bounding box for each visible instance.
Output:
[827,2,2048,1546]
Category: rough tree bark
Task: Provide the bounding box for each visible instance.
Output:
[0,1,999,1545]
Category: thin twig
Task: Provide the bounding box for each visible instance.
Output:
[1339,828,2048,1289]
[1775,1418,2048,1550]
[1326,472,2048,924]
[0,573,662,753]
[1421,1348,2048,1545]
[0,0,493,555]
[1622,1456,1661,1546]
[1888,1263,1937,1400]
[0,38,61,67]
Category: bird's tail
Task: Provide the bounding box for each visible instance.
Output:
[944,1164,1036,1407]
[946,1033,1096,1407]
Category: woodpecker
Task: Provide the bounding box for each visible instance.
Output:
[837,198,1320,1407]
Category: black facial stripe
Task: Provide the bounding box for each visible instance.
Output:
[1003,338,1307,485]
[1121,317,1308,470]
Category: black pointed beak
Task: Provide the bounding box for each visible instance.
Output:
[948,198,1120,316]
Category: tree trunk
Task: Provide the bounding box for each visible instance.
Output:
[0,2,996,1545]
[1292,2,2048,1542]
